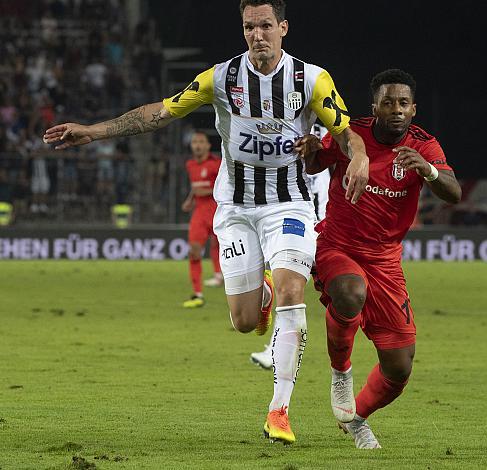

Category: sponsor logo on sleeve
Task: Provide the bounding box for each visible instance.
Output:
[323,89,350,126]
[172,81,200,103]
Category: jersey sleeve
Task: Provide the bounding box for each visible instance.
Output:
[309,70,350,135]
[162,67,214,118]
[420,139,452,171]
[315,132,340,169]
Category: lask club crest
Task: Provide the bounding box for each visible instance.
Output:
[392,162,406,181]
[287,91,302,111]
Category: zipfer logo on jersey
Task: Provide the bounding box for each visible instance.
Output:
[239,132,295,161]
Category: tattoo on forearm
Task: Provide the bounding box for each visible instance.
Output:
[105,106,163,137]
[150,112,164,127]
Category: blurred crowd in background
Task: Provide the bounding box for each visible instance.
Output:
[0,0,485,226]
[0,0,175,224]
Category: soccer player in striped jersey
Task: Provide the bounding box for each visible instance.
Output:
[297,69,461,448]
[43,0,370,444]
[250,123,330,369]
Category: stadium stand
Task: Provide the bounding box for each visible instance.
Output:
[0,1,484,226]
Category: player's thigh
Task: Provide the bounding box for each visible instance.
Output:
[213,204,265,296]
[188,209,211,246]
[257,201,316,281]
[361,261,416,350]
[313,238,368,307]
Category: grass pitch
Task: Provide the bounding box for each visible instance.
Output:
[0,260,486,469]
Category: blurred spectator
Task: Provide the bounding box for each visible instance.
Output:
[114,141,133,204]
[105,31,124,66]
[11,169,31,219]
[93,139,116,205]
[60,155,78,202]
[0,167,12,202]
[29,153,50,214]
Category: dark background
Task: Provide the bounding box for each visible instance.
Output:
[149,0,485,178]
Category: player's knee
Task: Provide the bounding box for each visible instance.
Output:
[381,352,415,382]
[328,275,366,317]
[189,244,202,260]
[274,281,303,306]
[384,362,413,383]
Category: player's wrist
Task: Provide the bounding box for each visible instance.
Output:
[351,151,368,162]
[88,124,103,141]
[423,163,439,182]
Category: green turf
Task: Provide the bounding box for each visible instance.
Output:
[0,260,486,469]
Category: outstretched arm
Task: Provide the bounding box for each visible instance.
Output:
[43,102,175,150]
[331,127,369,204]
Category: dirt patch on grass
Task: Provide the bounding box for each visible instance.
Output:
[70,456,96,469]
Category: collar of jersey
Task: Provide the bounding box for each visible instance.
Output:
[245,49,287,78]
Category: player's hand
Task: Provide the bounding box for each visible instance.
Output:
[43,123,93,150]
[294,134,323,157]
[345,153,369,204]
[181,199,194,212]
[393,146,431,177]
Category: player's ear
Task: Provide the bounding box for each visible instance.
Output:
[280,20,288,37]
[372,103,378,117]
[412,103,417,118]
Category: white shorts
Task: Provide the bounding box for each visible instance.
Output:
[213,201,317,294]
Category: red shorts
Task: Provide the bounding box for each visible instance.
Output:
[313,238,416,350]
[188,204,217,245]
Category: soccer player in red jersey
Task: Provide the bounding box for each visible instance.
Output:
[181,131,222,308]
[297,69,461,448]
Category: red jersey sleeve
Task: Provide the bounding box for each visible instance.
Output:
[316,132,340,170]
[419,138,452,171]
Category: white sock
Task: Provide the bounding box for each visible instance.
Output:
[269,304,307,412]
[261,281,272,309]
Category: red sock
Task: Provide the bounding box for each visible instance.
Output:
[355,364,409,419]
[189,258,202,294]
[326,304,361,372]
[210,237,221,275]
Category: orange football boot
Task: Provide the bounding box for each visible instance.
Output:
[263,406,295,444]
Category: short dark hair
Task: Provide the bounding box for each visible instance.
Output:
[240,0,286,23]
[192,130,210,141]
[370,69,417,101]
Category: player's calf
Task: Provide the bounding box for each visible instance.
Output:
[227,288,262,333]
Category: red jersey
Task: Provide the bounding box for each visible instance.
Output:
[315,117,452,258]
[185,153,221,209]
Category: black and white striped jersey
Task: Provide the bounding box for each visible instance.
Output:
[163,50,350,206]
